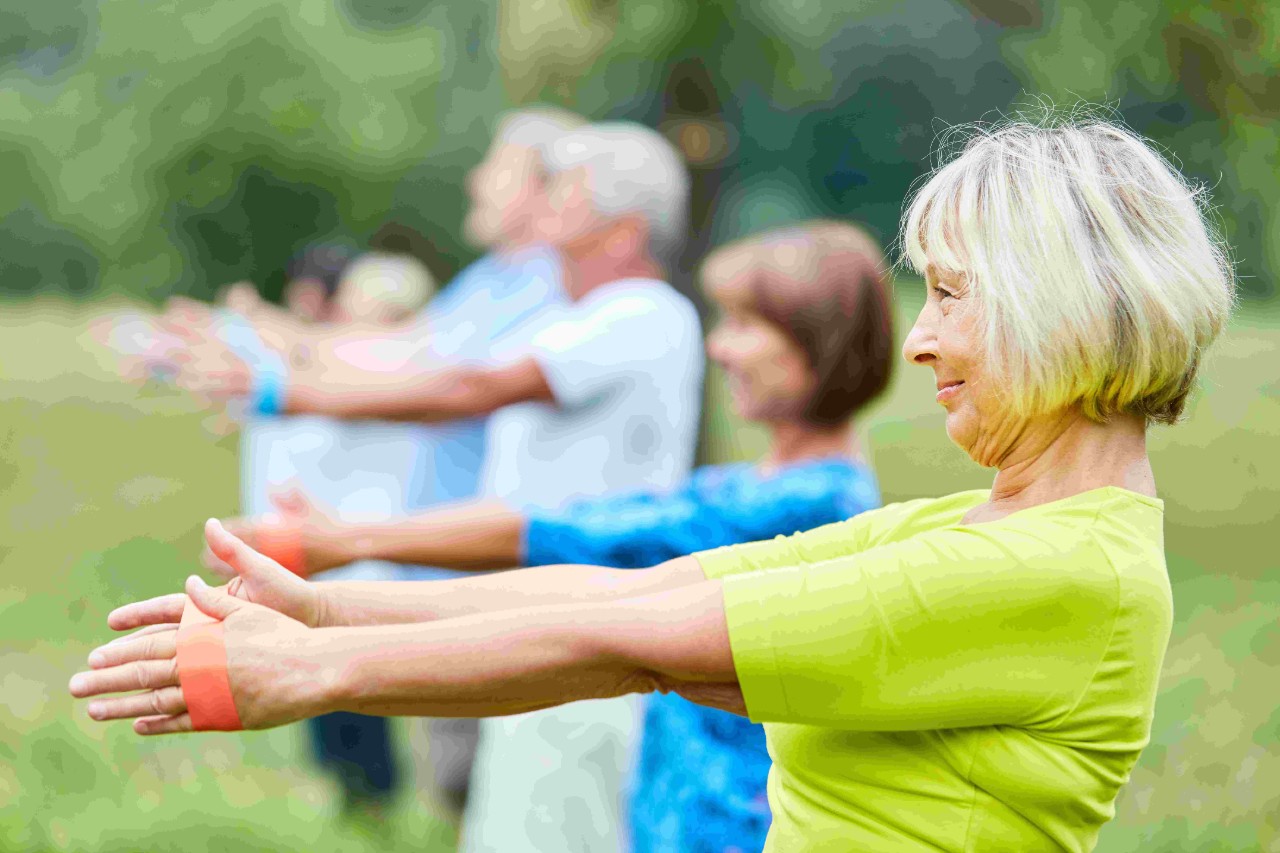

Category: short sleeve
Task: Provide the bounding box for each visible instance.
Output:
[697,506,893,580]
[530,288,698,408]
[695,491,987,580]
[720,523,1119,731]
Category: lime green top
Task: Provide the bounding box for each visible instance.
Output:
[696,487,1171,853]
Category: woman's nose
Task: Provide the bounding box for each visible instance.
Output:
[902,304,938,365]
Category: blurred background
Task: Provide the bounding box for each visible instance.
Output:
[1,1,1276,851]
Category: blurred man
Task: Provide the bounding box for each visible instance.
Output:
[454,123,703,853]
[164,118,700,849]
[188,122,700,850]
[164,108,589,818]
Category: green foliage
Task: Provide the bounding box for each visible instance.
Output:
[1,0,1277,301]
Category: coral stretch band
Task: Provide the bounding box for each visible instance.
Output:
[175,598,244,731]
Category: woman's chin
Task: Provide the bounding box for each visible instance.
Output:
[943,414,979,459]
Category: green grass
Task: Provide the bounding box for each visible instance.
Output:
[0,299,457,852]
[3,295,1278,851]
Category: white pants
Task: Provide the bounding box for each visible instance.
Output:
[461,696,643,853]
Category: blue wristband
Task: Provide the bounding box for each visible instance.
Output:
[250,356,287,416]
[213,310,288,417]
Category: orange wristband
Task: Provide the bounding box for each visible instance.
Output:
[175,598,244,731]
[255,525,307,578]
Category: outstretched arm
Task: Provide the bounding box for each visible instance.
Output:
[325,576,744,719]
[70,563,743,733]
[282,356,553,422]
[212,498,530,576]
[116,520,709,634]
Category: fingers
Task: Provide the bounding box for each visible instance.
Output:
[89,627,178,669]
[69,658,179,699]
[135,713,194,736]
[104,623,177,647]
[107,593,187,631]
[87,686,187,722]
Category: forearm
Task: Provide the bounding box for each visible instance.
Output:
[283,363,494,422]
[318,602,652,718]
[342,502,525,571]
[316,556,704,628]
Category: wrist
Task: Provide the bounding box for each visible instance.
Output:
[250,353,288,416]
[304,628,355,715]
[311,628,367,713]
[312,585,345,629]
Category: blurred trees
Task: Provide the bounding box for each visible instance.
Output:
[0,0,1275,301]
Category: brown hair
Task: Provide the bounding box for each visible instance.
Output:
[703,220,894,426]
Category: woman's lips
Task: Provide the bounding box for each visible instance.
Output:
[936,380,964,403]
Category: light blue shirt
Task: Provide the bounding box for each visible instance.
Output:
[230,246,563,519]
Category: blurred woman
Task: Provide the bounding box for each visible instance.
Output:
[73,114,1234,852]
[206,219,893,852]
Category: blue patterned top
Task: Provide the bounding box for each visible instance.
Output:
[524,458,881,853]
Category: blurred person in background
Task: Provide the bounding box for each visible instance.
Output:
[210,219,895,852]
[293,108,588,823]
[163,119,702,852]
[170,108,590,819]
[75,114,1236,853]
[223,246,437,816]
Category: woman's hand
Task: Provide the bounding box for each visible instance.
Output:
[203,490,355,580]
[70,574,336,733]
[112,519,329,635]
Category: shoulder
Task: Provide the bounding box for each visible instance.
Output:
[854,489,989,545]
[586,280,697,323]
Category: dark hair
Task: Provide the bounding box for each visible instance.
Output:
[704,221,894,426]
[285,243,357,298]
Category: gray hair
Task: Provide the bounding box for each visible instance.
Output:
[545,121,690,267]
[493,106,587,163]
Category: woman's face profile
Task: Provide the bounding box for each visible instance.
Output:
[705,299,814,423]
[903,266,1017,465]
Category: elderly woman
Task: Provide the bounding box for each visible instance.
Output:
[71,116,1233,851]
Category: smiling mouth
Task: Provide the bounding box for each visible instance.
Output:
[936,380,964,403]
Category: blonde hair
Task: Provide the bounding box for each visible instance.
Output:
[336,252,435,324]
[900,112,1235,424]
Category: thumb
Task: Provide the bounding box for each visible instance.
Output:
[205,517,296,580]
[185,574,244,621]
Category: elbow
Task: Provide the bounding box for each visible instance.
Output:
[569,626,668,700]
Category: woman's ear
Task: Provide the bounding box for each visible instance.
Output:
[606,218,646,260]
